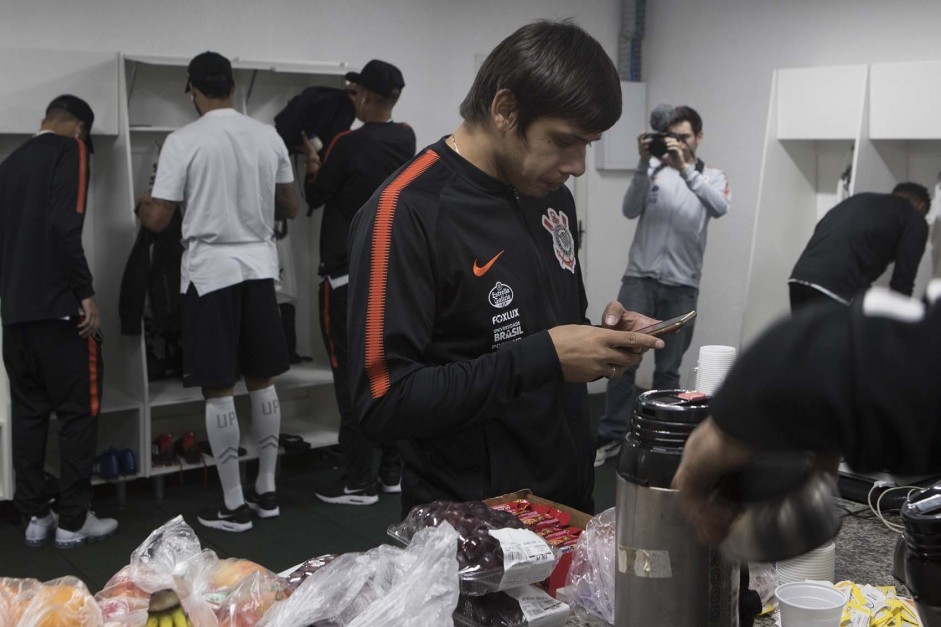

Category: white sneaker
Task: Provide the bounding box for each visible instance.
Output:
[25,511,58,547]
[55,511,118,549]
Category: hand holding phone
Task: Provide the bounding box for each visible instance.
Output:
[635,311,697,337]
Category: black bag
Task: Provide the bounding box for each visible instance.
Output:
[274,86,355,155]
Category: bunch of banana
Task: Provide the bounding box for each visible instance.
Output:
[146,588,192,627]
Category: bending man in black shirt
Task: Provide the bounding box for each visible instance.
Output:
[674,282,941,544]
[0,96,118,548]
[789,183,930,311]
[301,59,416,505]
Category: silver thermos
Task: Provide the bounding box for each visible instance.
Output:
[615,390,740,626]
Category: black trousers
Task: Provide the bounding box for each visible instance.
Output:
[318,281,399,484]
[3,320,102,530]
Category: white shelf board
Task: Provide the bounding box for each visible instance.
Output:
[148,362,334,407]
[129,126,179,133]
[125,54,347,76]
[91,473,141,486]
[147,420,337,477]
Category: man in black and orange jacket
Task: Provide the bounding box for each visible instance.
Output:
[302,60,415,505]
[347,24,664,516]
[0,95,117,548]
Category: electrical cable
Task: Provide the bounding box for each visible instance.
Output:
[867,483,922,533]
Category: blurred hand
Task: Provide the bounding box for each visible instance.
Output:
[672,418,754,544]
[300,132,322,176]
[663,136,694,171]
[78,296,100,338]
[548,323,663,383]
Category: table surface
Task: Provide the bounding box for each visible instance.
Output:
[565,499,908,626]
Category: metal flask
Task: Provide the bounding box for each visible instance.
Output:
[615,390,740,626]
[902,485,941,626]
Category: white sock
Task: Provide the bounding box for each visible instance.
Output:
[205,396,244,510]
[250,385,281,495]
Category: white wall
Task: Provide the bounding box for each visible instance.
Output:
[641,0,941,378]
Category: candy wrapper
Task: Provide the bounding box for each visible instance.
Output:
[388,501,557,596]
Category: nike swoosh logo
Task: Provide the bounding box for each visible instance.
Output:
[344,487,365,495]
[473,250,504,277]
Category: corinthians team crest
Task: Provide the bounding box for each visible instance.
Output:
[541,208,576,273]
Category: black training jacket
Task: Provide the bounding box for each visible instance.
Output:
[305,121,415,278]
[790,192,928,301]
[712,283,941,475]
[0,133,93,325]
[348,137,594,515]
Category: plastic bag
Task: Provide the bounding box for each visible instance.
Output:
[281,555,340,592]
[259,522,460,626]
[7,576,103,627]
[453,584,571,627]
[556,507,616,625]
[96,516,280,627]
[388,501,557,595]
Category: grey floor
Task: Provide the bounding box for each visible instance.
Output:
[0,394,616,591]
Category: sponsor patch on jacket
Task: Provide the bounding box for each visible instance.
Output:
[541,208,576,273]
[489,281,514,308]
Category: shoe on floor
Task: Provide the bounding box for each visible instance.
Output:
[246,491,280,519]
[594,437,622,467]
[25,511,58,547]
[197,504,253,532]
[377,468,402,494]
[315,477,379,505]
[55,511,118,549]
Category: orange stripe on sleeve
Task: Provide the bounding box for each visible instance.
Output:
[322,130,353,165]
[74,138,87,214]
[87,336,100,416]
[365,150,439,398]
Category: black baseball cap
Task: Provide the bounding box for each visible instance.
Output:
[345,59,405,99]
[185,51,233,94]
[46,95,95,153]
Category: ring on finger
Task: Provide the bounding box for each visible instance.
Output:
[609,365,617,379]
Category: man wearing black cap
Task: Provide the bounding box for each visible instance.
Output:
[0,95,119,548]
[301,59,415,505]
[137,52,300,532]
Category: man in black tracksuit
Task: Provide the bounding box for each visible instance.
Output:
[302,59,416,505]
[347,23,665,516]
[0,95,117,548]
[789,184,930,311]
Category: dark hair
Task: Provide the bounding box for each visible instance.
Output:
[892,181,931,210]
[670,105,703,135]
[459,20,621,135]
[192,79,234,100]
[44,104,79,123]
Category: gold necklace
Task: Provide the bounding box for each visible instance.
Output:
[450,134,462,156]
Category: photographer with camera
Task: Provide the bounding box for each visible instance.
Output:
[595,104,731,466]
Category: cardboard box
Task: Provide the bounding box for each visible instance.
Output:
[484,488,592,597]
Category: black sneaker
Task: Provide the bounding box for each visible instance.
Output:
[315,477,378,505]
[594,437,621,467]
[246,491,280,519]
[197,504,253,532]
[377,467,402,494]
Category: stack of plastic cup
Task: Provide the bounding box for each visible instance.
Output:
[776,542,836,585]
[775,581,846,626]
[694,345,737,395]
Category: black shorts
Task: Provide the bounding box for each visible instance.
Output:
[182,279,289,389]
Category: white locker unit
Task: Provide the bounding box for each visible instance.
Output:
[742,61,941,348]
[0,48,352,501]
[122,54,348,483]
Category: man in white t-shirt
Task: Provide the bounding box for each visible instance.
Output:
[137,51,299,532]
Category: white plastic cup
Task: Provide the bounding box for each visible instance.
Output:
[775,581,846,626]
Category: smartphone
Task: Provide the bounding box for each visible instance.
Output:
[635,311,697,337]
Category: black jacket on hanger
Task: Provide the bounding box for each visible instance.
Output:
[274,86,355,156]
[119,209,183,336]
